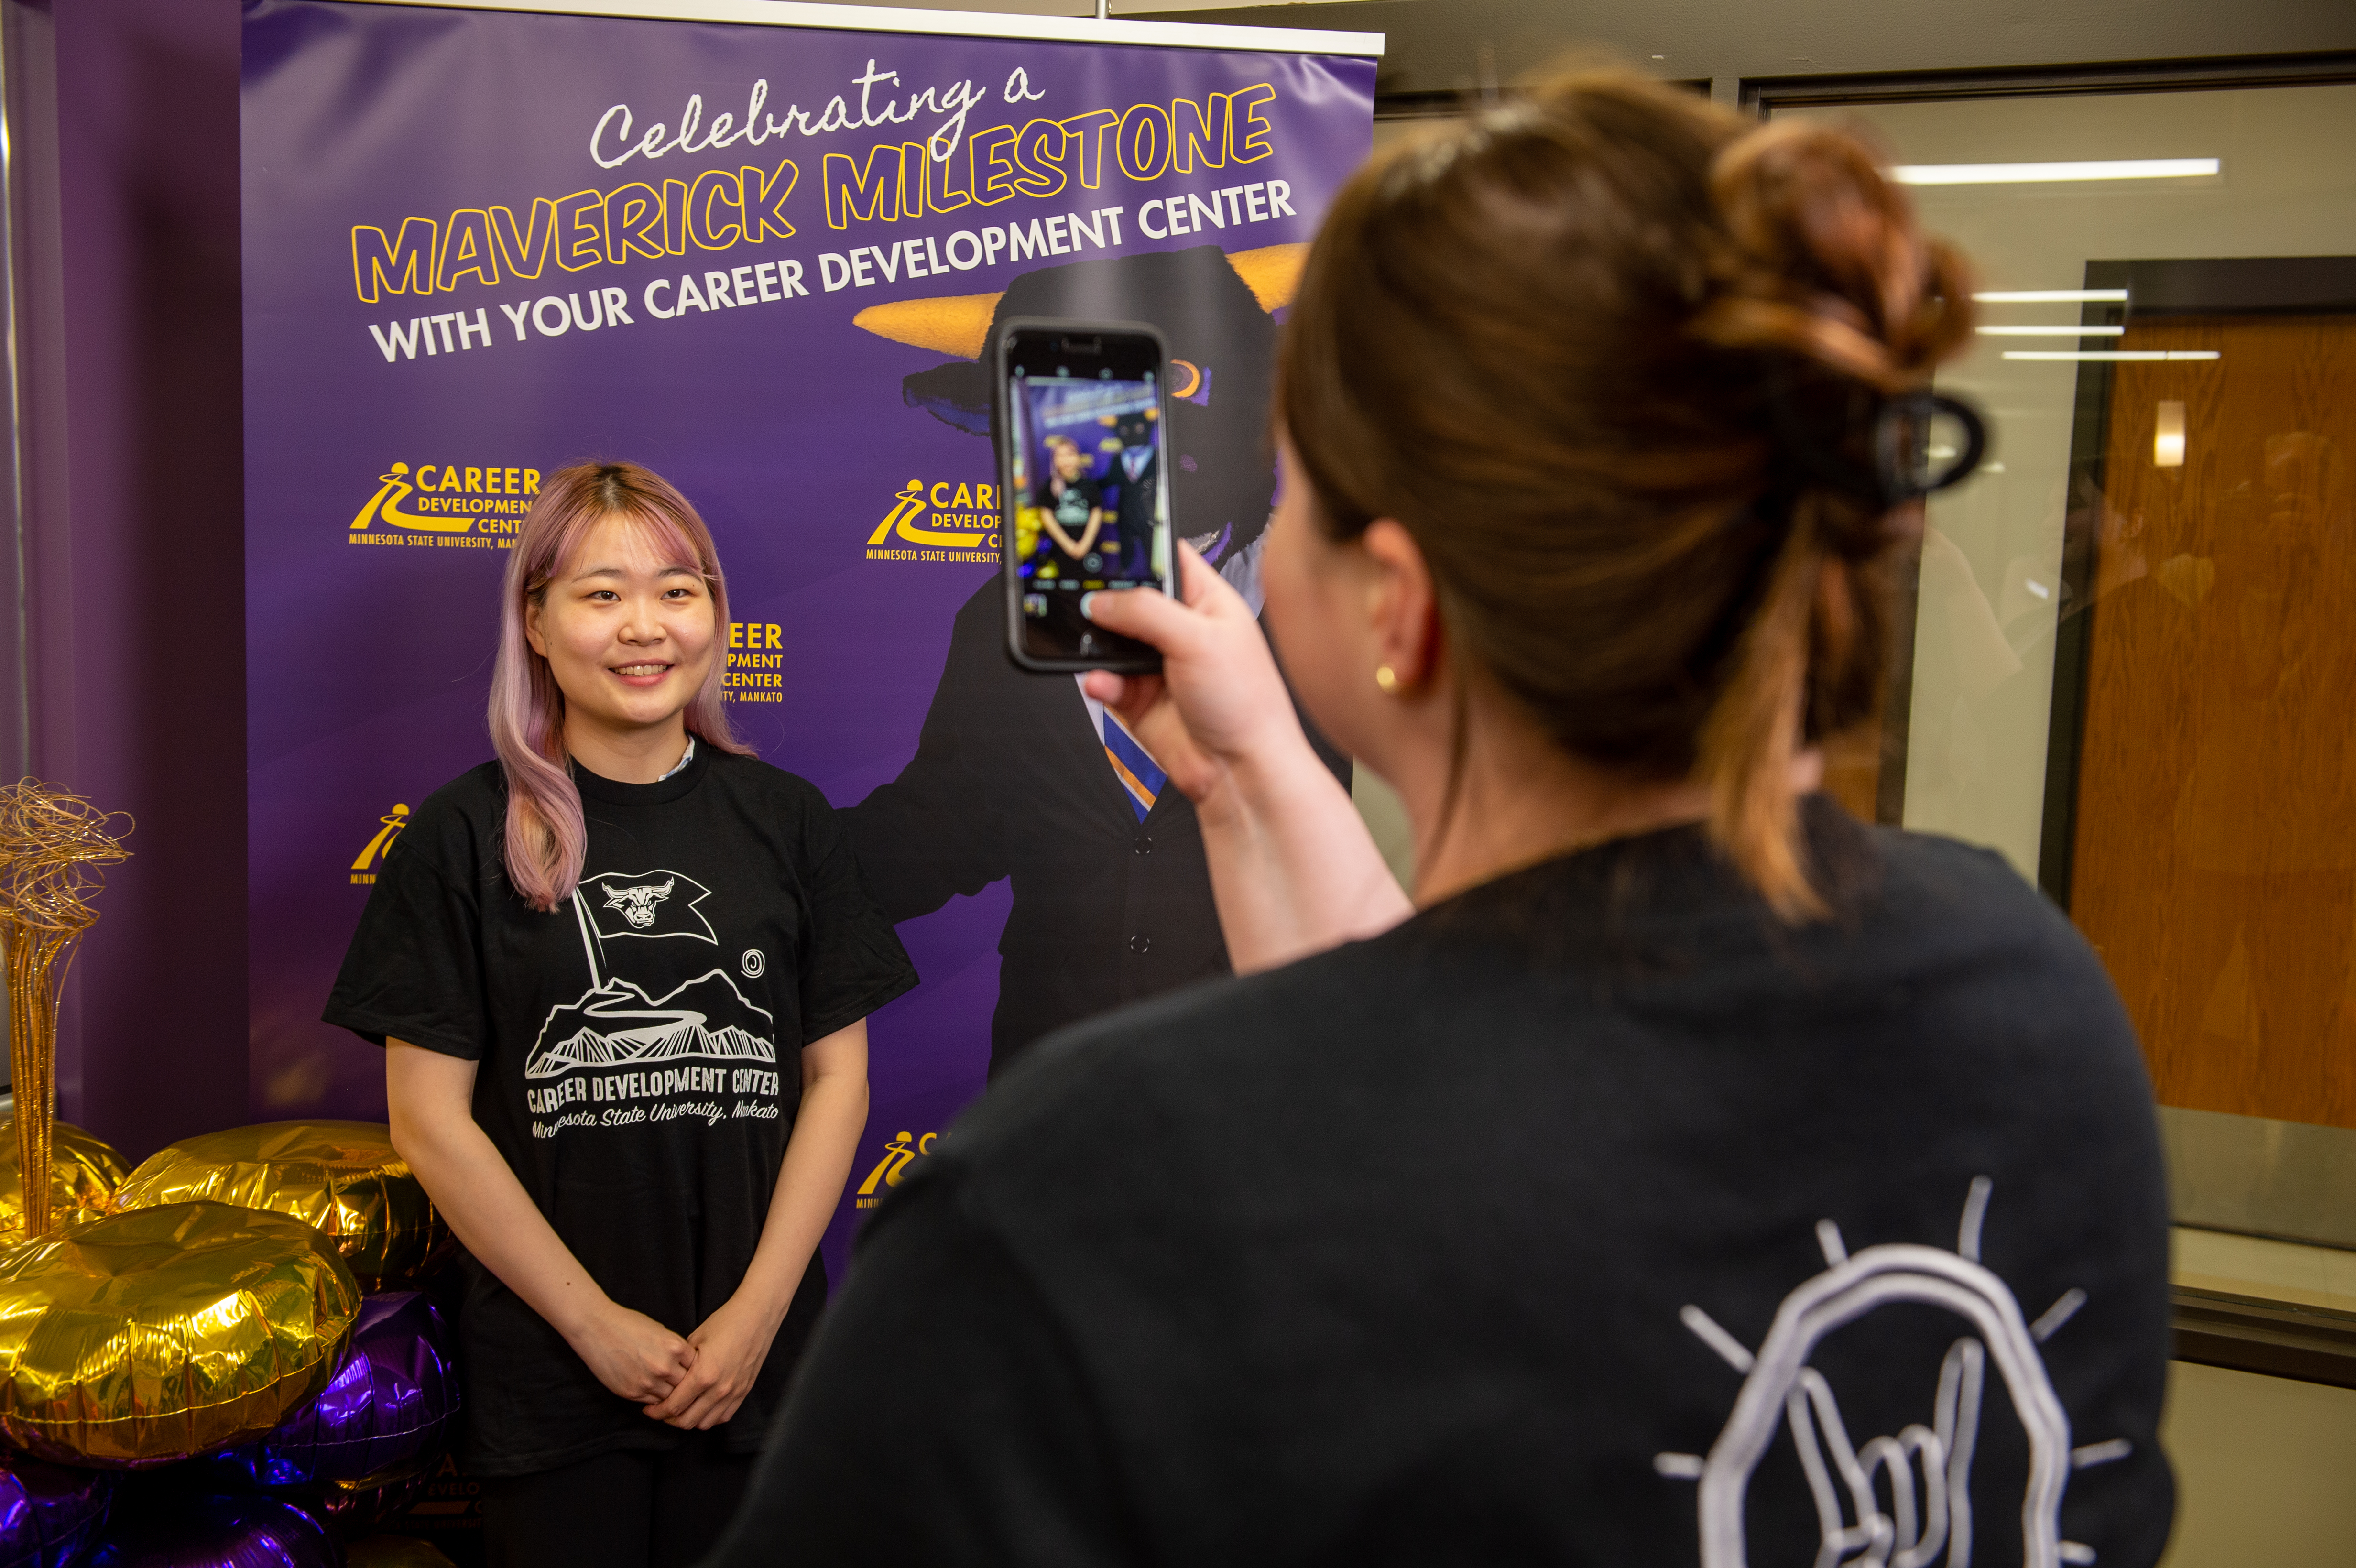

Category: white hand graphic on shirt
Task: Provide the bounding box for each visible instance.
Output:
[1654,1179,2130,1568]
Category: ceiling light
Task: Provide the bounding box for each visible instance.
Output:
[1891,158,2218,185]
[1974,289,2129,303]
[1976,325,2127,336]
[2001,350,2220,362]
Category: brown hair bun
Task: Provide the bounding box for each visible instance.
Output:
[1279,69,1977,918]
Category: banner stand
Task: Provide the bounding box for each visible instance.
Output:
[245,2,1377,1546]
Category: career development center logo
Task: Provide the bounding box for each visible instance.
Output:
[351,804,409,885]
[349,460,541,552]
[864,479,996,564]
[855,1130,938,1209]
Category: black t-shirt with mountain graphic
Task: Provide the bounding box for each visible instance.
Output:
[324,746,916,1476]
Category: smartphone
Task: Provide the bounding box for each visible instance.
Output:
[994,318,1175,673]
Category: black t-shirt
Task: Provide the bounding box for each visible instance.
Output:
[709,799,2174,1567]
[324,746,916,1476]
[1049,473,1104,531]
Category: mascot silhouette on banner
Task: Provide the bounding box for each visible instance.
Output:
[846,244,1346,1076]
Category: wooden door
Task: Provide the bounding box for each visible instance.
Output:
[2070,314,2356,1129]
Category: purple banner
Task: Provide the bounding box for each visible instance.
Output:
[242,0,1375,1276]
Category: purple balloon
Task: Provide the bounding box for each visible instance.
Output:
[302,1469,430,1545]
[241,1293,459,1487]
[84,1495,337,1568]
[0,1453,113,1568]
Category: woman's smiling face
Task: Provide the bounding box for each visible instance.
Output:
[524,512,718,749]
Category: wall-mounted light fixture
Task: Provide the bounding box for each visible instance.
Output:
[2155,401,2186,468]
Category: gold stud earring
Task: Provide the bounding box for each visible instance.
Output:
[1374,665,1402,696]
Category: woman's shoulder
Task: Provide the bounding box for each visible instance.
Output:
[408,761,507,825]
[1862,818,2094,968]
[417,758,505,807]
[984,825,2130,1146]
[1792,815,2146,1100]
[698,748,837,816]
[382,761,508,877]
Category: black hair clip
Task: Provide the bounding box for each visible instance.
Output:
[1874,390,1988,506]
[1764,359,1991,511]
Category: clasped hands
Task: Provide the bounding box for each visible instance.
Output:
[568,1293,781,1431]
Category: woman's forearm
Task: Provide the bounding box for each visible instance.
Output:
[390,1080,612,1338]
[730,1037,870,1325]
[391,1042,695,1408]
[1198,738,1414,973]
[396,1116,608,1337]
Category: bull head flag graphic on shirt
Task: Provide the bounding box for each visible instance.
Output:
[584,870,719,942]
[525,872,776,1082]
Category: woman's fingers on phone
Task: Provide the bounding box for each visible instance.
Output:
[1174,540,1217,606]
[1174,540,1252,618]
[1090,666,1176,745]
[1080,580,1195,653]
[1106,675,1173,743]
[1077,544,1240,658]
[1082,669,1161,721]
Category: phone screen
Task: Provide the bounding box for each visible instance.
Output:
[999,322,1172,670]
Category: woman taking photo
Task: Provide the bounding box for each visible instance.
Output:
[326,462,914,1567]
[709,72,2172,1568]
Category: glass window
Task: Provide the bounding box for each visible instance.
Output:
[1776,82,2356,1312]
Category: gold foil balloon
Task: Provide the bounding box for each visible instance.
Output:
[0,1201,360,1467]
[110,1122,448,1285]
[0,1118,127,1244]
[0,781,131,1242]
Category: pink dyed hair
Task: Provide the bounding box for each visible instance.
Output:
[489,460,751,912]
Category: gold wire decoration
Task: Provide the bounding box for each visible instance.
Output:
[0,781,131,1242]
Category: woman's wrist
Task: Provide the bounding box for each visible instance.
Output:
[545,1281,621,1342]
[732,1276,797,1333]
[1200,717,1333,831]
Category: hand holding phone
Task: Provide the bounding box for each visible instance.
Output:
[994,319,1176,672]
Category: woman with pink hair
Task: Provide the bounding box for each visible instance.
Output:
[325,461,915,1568]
